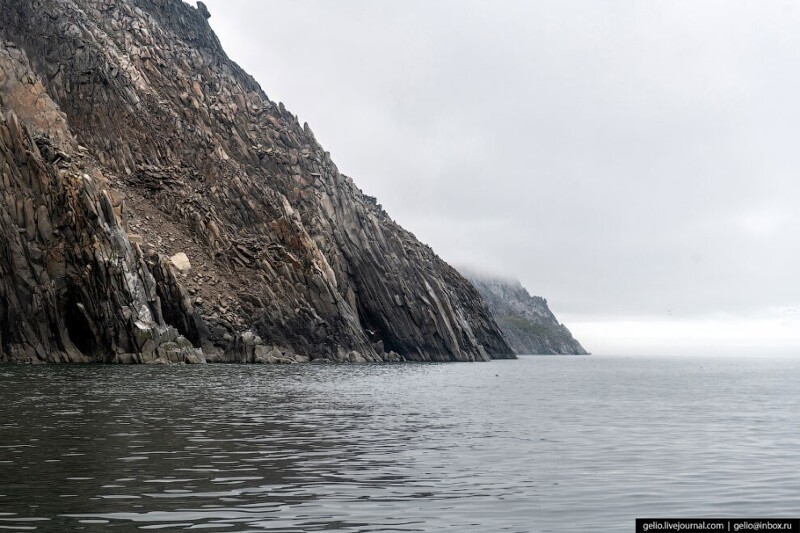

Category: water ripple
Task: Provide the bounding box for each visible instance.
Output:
[0,356,799,531]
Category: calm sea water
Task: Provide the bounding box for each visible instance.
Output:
[0,356,798,532]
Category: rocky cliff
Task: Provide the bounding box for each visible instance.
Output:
[0,43,203,363]
[0,0,513,363]
[462,271,588,355]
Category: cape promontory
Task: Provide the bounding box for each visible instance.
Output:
[461,271,588,355]
[0,0,515,363]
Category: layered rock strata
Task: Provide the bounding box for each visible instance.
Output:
[0,1,514,363]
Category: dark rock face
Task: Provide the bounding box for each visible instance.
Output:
[0,0,513,363]
[461,271,588,355]
[0,43,203,363]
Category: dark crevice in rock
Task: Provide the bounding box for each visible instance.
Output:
[64,289,103,359]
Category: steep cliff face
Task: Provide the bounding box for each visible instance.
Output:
[462,271,588,355]
[0,43,203,363]
[0,0,513,363]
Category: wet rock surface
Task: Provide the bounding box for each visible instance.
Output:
[0,0,514,363]
[462,271,588,355]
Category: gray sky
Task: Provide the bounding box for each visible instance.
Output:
[201,0,800,356]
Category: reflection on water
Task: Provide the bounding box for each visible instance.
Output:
[1,356,799,532]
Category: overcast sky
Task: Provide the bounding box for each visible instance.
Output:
[201,0,800,356]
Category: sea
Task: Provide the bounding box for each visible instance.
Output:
[0,355,798,532]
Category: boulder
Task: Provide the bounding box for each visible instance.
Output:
[170,252,191,273]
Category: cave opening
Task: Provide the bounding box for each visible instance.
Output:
[64,292,99,357]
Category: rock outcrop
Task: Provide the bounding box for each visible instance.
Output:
[0,1,514,363]
[461,270,588,355]
[0,43,203,363]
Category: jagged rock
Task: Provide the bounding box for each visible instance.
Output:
[0,0,515,363]
[146,252,208,347]
[0,107,201,363]
[461,270,588,355]
[0,45,201,364]
[196,2,211,20]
